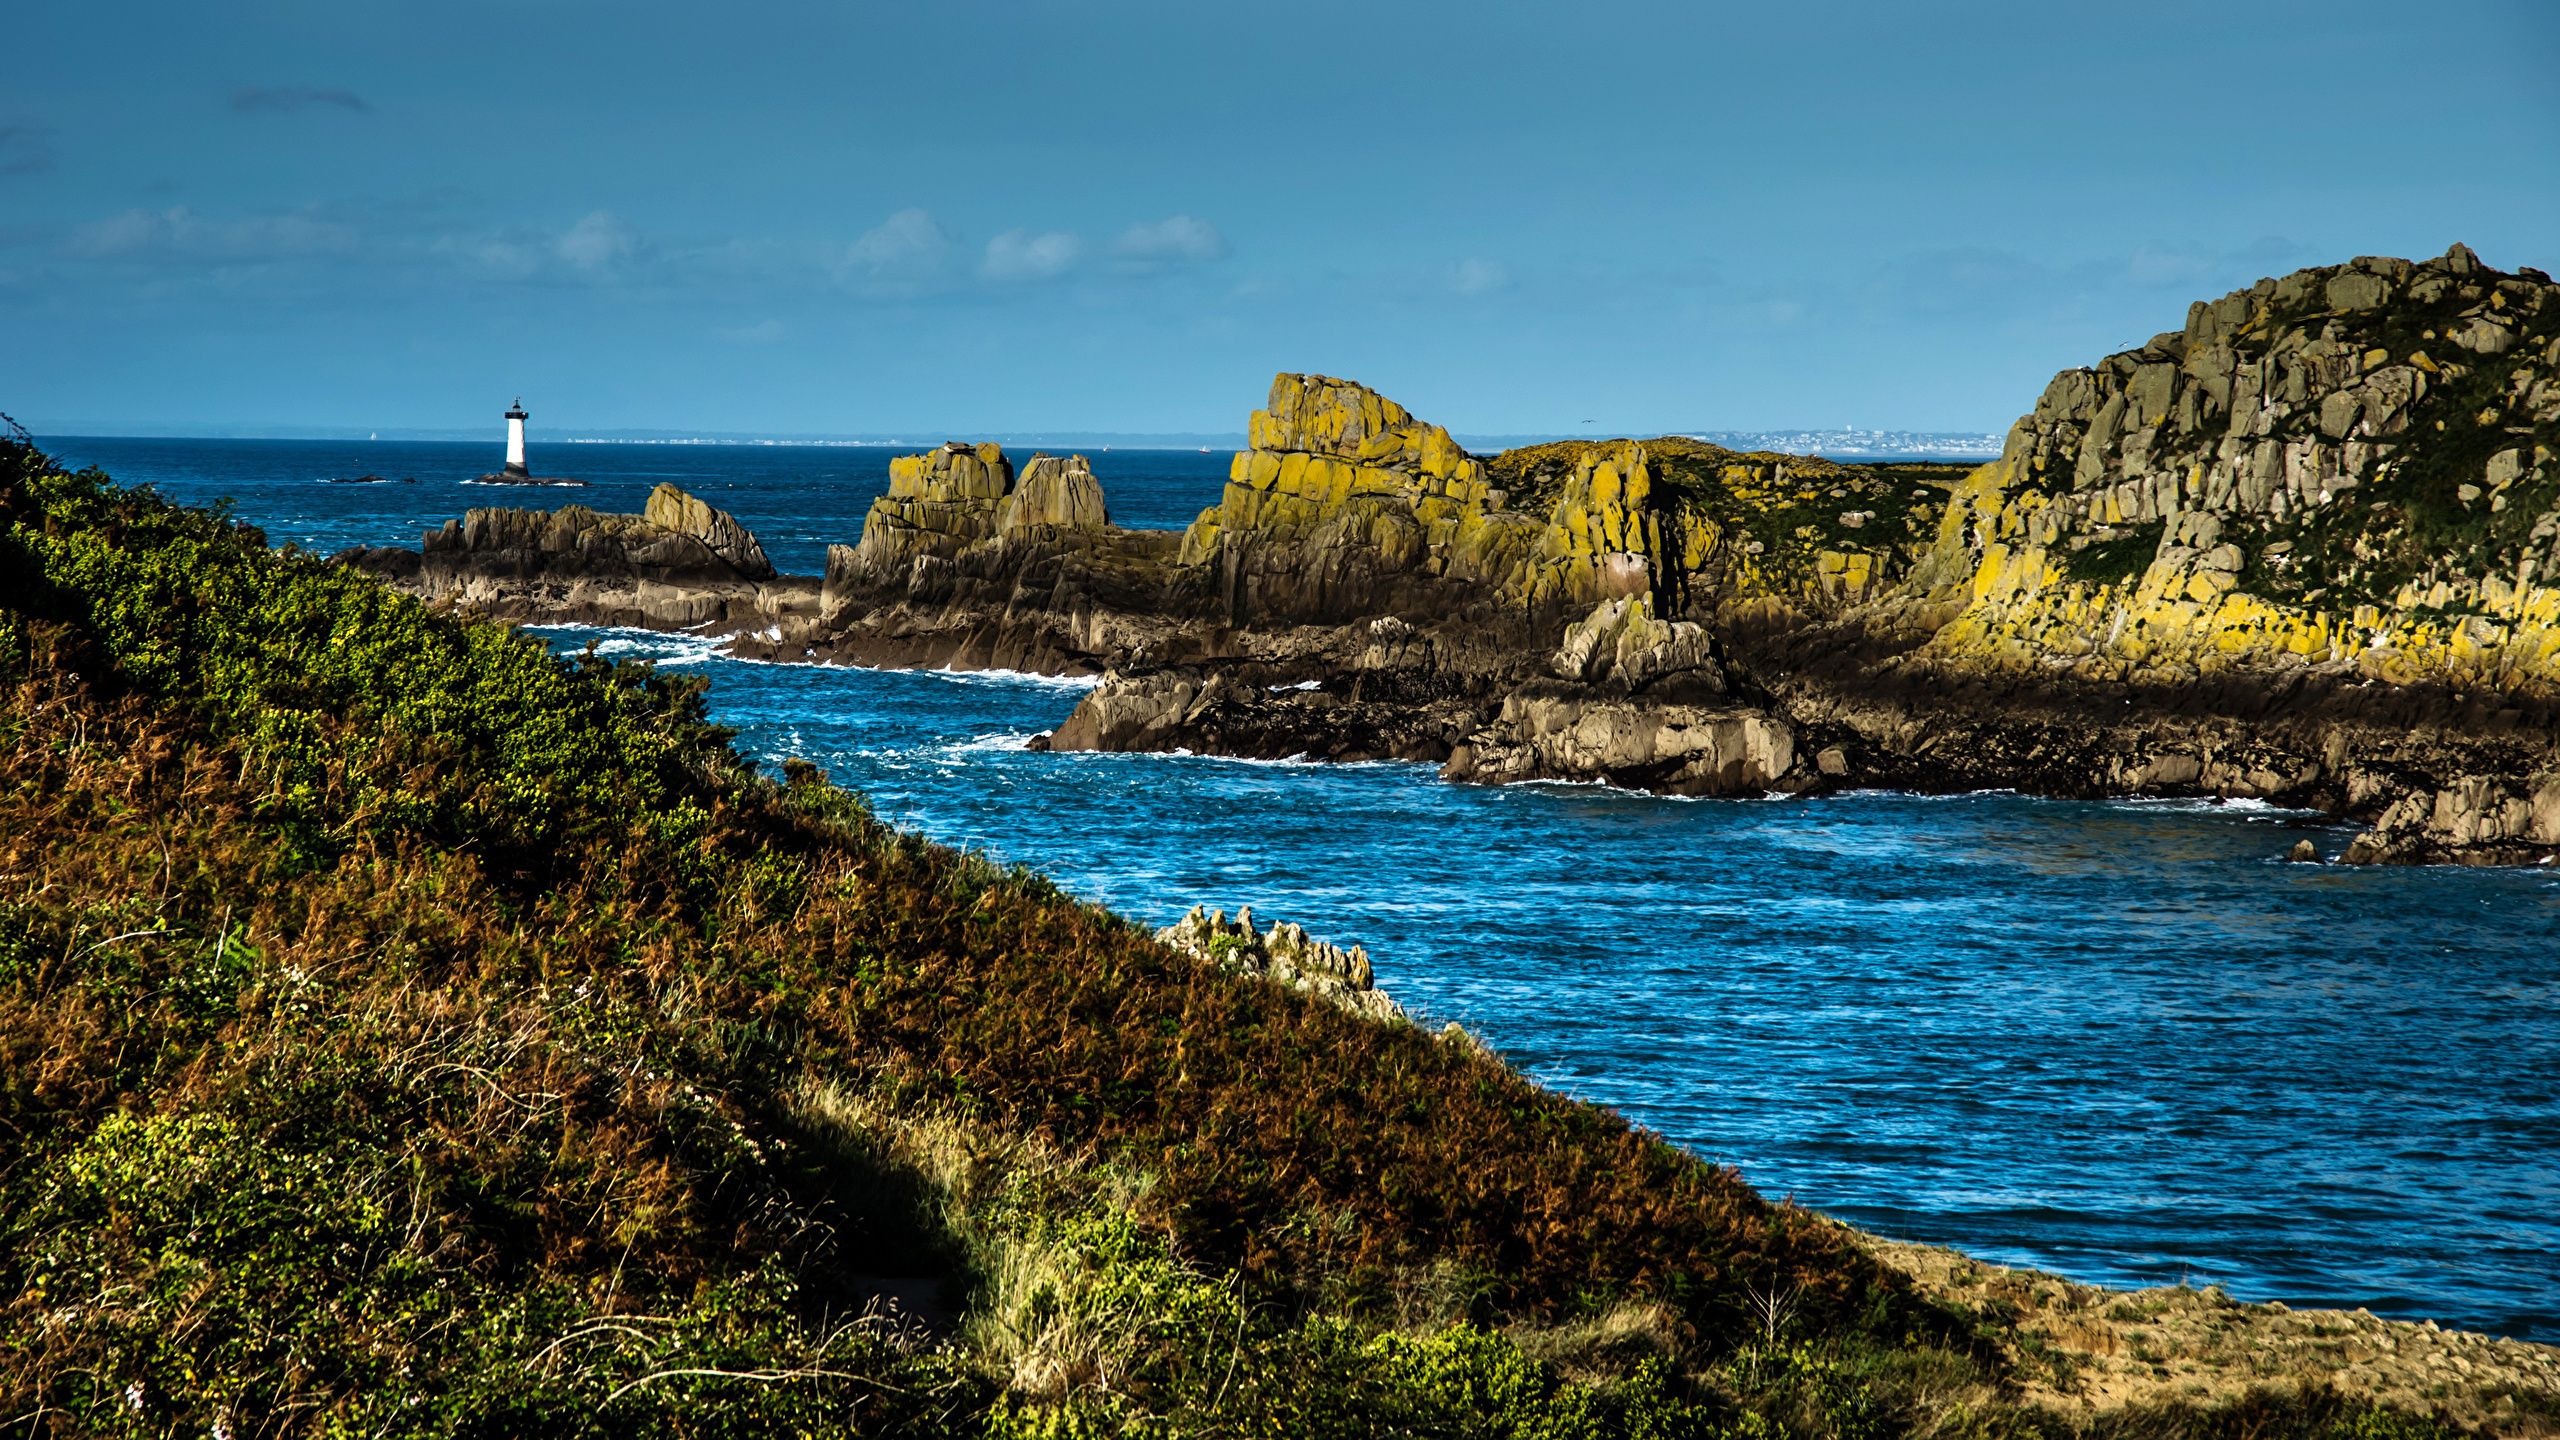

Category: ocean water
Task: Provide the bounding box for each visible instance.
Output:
[44,436,2560,1342]
[44,435,1234,575]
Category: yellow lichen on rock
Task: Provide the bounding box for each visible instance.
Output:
[1189,374,1948,624]
[1507,442,1677,610]
[1000,454,1110,534]
[1920,450,2560,690]
[1906,246,2560,695]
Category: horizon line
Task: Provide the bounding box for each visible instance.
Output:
[26,421,2010,455]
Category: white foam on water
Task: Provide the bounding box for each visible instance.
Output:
[530,622,734,668]
[1064,747,1421,773]
[2109,795,2322,820]
[925,663,1103,691]
[949,732,1041,754]
[1506,775,1745,804]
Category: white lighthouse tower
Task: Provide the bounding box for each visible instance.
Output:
[502,398,530,480]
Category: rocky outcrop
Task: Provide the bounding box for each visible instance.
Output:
[833,442,1016,589]
[350,248,2560,865]
[1444,694,1794,794]
[1182,373,1523,626]
[1923,244,2560,690]
[1002,452,1110,535]
[341,484,810,629]
[807,443,1193,672]
[643,484,775,580]
[1435,594,1784,793]
[1837,244,2560,863]
[1155,904,1404,1024]
[2342,771,2560,864]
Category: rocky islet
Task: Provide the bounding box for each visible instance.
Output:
[346,244,2560,866]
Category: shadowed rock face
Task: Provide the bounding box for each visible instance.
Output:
[351,249,2560,862]
[343,483,807,629]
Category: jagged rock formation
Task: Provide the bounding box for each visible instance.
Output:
[341,483,809,629]
[1036,381,1946,794]
[1181,374,1518,623]
[350,246,2560,863]
[1003,452,1111,534]
[643,483,776,580]
[833,442,1017,588]
[1154,904,1404,1024]
[809,444,1187,671]
[1852,244,2560,862]
[1178,380,1918,631]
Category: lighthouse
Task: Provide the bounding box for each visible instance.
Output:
[503,398,530,480]
[474,396,581,486]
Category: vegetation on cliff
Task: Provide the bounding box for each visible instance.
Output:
[2,442,2514,1435]
[1931,245,2560,687]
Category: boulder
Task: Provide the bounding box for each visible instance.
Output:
[1445,690,1795,796]
[643,483,775,579]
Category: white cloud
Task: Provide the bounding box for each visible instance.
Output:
[1450,257,1510,296]
[843,207,956,285]
[555,211,638,272]
[70,205,359,262]
[1111,214,1229,267]
[981,228,1084,283]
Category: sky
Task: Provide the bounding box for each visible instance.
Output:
[5,0,2557,439]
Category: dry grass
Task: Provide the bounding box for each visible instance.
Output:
[1873,1236,2560,1437]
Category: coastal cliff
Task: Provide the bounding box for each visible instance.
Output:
[1857,244,2560,861]
[345,245,2560,863]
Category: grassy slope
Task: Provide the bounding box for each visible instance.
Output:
[0,437,2502,1436]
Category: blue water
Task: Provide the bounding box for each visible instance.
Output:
[44,436,2560,1342]
[43,436,1233,573]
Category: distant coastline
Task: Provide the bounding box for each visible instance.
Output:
[25,423,2006,461]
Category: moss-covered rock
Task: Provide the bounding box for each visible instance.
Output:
[1917,244,2560,693]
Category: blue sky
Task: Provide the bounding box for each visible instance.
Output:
[6,0,2556,438]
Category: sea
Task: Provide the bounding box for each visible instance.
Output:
[43,434,2560,1342]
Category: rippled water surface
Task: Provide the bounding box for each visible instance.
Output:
[51,435,2560,1341]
